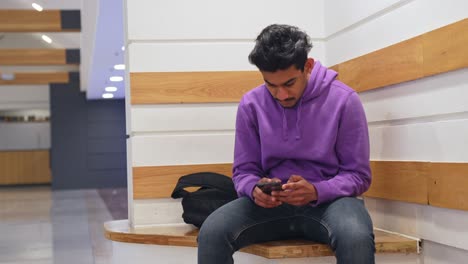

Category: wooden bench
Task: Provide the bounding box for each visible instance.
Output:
[105,220,419,261]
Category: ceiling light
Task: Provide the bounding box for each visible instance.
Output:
[102,93,114,99]
[41,35,52,44]
[121,46,125,51]
[109,76,123,82]
[32,3,43,12]
[105,86,118,92]
[114,64,125,70]
[1,73,15,81]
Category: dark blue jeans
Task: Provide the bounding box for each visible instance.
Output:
[198,196,375,264]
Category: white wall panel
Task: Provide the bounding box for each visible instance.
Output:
[132,133,234,167]
[432,120,468,162]
[361,69,468,123]
[370,119,468,162]
[0,86,49,108]
[327,0,468,65]
[129,42,256,72]
[369,123,432,161]
[127,0,325,40]
[324,0,403,37]
[0,123,50,150]
[131,104,237,133]
[134,199,184,226]
[423,241,468,264]
[365,197,468,252]
[129,41,326,72]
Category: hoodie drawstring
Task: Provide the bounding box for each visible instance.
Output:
[282,108,288,141]
[295,99,303,140]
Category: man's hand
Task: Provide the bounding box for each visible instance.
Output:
[271,175,317,206]
[252,178,282,208]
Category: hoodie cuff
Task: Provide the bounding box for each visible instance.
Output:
[236,176,260,201]
[310,181,335,206]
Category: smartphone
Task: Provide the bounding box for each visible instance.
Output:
[255,181,282,195]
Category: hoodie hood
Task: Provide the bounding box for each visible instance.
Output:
[281,61,338,141]
[302,61,338,103]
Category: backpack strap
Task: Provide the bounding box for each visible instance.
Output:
[171,172,236,199]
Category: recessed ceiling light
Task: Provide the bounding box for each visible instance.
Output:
[114,64,125,70]
[109,76,123,82]
[41,35,52,44]
[1,73,15,81]
[102,93,114,99]
[121,46,125,51]
[105,86,118,92]
[32,3,43,12]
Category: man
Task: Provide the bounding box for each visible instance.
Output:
[198,24,375,264]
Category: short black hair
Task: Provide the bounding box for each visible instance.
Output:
[248,24,313,72]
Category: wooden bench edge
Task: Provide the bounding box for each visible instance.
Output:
[104,220,419,259]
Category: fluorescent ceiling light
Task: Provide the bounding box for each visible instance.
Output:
[102,93,114,99]
[105,86,118,92]
[41,35,52,44]
[109,76,123,82]
[114,64,125,70]
[32,3,43,12]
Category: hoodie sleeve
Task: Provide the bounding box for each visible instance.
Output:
[232,99,263,200]
[312,92,371,205]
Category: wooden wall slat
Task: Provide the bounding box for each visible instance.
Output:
[129,19,466,104]
[133,163,232,199]
[0,72,69,85]
[134,161,433,203]
[133,161,468,212]
[429,163,468,211]
[331,18,467,93]
[0,49,67,65]
[0,150,51,185]
[130,71,262,104]
[364,161,429,204]
[0,10,79,32]
[423,18,468,77]
[338,37,424,92]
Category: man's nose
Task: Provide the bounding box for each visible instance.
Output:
[276,87,289,101]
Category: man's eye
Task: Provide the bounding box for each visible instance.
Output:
[285,82,295,87]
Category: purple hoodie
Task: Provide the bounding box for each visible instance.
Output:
[232,61,371,206]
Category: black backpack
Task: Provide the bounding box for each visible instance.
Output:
[171,172,238,228]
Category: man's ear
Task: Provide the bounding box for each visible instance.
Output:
[304,58,314,73]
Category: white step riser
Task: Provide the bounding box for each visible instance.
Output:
[112,241,421,264]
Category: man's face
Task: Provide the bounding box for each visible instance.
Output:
[261,59,313,108]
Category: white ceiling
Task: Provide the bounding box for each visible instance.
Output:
[0,0,126,100]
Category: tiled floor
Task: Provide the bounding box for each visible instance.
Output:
[0,186,127,264]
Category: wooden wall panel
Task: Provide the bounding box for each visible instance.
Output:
[331,19,467,93]
[0,72,69,85]
[429,163,468,211]
[130,71,263,104]
[0,10,80,32]
[338,37,424,92]
[129,19,467,104]
[133,161,468,212]
[0,150,51,185]
[423,18,468,77]
[133,163,232,199]
[364,161,429,204]
[0,49,67,65]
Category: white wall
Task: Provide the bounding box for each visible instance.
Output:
[0,122,50,150]
[324,0,468,262]
[0,85,50,110]
[0,86,51,150]
[126,4,468,263]
[325,0,468,65]
[125,0,326,227]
